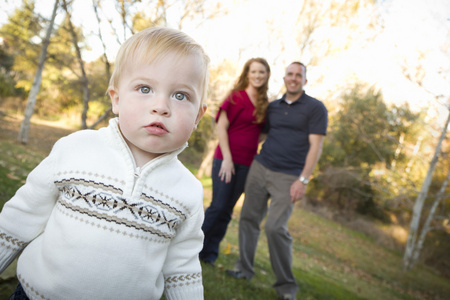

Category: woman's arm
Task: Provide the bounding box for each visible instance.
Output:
[216,110,234,183]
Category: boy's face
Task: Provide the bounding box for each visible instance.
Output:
[109,52,206,166]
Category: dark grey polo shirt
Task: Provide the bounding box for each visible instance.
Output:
[255,92,328,176]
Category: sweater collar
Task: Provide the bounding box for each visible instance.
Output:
[107,117,187,169]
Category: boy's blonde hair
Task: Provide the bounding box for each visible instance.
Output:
[108,27,210,106]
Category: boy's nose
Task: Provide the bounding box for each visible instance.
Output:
[151,97,171,116]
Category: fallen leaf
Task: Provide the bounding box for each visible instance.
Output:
[223,242,231,255]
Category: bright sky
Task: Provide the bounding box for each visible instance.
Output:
[0,0,449,119]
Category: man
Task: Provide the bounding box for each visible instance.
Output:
[226,62,328,300]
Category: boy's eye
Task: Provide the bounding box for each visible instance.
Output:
[139,86,151,94]
[174,92,187,101]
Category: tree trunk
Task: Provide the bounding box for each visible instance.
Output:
[410,168,450,268]
[391,133,404,168]
[92,0,111,80]
[62,0,90,129]
[196,139,217,178]
[403,108,450,270]
[17,0,59,144]
[88,0,113,129]
[88,107,112,129]
[405,135,423,173]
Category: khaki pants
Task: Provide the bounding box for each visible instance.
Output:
[235,159,298,297]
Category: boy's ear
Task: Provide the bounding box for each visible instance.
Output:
[195,104,207,126]
[108,87,120,114]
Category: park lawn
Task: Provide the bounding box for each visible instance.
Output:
[197,168,450,299]
[0,115,449,300]
[201,192,449,300]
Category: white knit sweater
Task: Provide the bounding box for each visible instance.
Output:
[0,118,204,300]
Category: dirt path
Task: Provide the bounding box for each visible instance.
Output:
[0,112,75,154]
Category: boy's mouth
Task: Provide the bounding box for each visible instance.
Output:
[145,122,168,134]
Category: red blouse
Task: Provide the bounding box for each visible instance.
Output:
[213,90,265,166]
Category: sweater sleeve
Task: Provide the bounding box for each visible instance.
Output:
[0,141,60,273]
[163,191,204,300]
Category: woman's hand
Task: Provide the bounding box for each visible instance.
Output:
[219,159,235,183]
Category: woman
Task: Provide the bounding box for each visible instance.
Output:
[200,58,270,266]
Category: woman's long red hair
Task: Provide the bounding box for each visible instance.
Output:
[230,58,270,123]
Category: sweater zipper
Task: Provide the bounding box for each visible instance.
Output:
[133,167,141,192]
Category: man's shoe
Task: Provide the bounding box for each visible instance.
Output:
[225,269,247,279]
[279,294,294,300]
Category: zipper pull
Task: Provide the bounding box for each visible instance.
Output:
[134,167,141,177]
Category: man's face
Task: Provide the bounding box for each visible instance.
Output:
[283,63,307,97]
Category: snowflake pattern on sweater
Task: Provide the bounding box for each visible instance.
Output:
[55,177,184,239]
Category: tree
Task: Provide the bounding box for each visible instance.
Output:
[294,0,378,67]
[403,108,449,270]
[62,0,90,129]
[37,14,85,118]
[397,13,450,268]
[0,40,25,97]
[127,0,227,31]
[18,0,59,144]
[317,83,426,219]
[0,1,44,100]
[410,167,450,268]
[177,0,227,29]
[88,0,113,128]
[334,85,397,167]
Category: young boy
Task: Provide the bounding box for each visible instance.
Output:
[0,27,209,300]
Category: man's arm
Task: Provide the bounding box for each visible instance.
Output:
[290,134,325,203]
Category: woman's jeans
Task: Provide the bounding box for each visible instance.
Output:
[199,158,250,263]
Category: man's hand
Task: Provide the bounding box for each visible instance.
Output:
[290,179,306,203]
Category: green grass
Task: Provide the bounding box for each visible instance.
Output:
[0,139,42,297]
[0,118,449,300]
[205,206,449,300]
[0,140,45,210]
